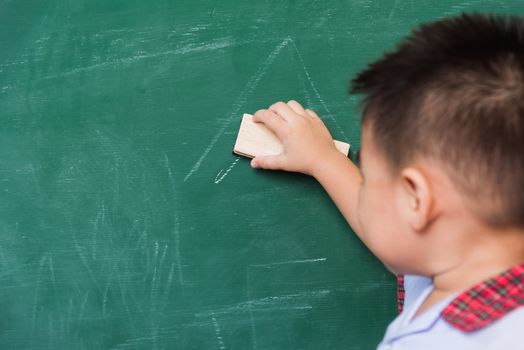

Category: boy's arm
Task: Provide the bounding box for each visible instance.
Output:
[250,100,363,235]
[309,149,363,235]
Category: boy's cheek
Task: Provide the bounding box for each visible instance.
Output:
[358,186,382,223]
[357,189,382,241]
[357,186,402,260]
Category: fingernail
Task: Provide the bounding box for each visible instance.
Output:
[251,159,258,168]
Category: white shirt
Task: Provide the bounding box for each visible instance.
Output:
[377,275,524,350]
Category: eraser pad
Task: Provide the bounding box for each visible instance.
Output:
[233,113,350,158]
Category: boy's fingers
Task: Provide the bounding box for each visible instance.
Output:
[305,109,321,120]
[287,100,307,116]
[253,109,287,137]
[269,101,299,122]
[252,109,268,122]
[251,155,285,170]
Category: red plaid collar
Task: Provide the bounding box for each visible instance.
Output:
[397,263,524,332]
[397,275,405,314]
[442,263,524,332]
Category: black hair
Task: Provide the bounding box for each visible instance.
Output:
[351,13,524,228]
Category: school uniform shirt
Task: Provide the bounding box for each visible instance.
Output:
[377,264,524,350]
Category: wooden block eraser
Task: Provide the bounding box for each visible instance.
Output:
[233,113,350,158]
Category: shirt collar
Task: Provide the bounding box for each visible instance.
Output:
[440,263,524,332]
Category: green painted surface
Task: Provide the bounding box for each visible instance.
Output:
[1,1,522,349]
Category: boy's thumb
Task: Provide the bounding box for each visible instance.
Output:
[251,155,285,170]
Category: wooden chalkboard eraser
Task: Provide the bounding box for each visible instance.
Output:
[233,113,350,158]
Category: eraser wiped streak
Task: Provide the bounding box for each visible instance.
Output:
[233,114,350,159]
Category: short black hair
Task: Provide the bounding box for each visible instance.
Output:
[350,13,524,228]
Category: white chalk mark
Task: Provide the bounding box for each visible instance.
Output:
[184,37,293,182]
[103,282,112,317]
[41,37,236,81]
[116,265,132,318]
[159,244,168,267]
[48,255,56,284]
[92,201,106,261]
[388,0,400,20]
[30,255,47,348]
[250,258,327,268]
[102,262,118,317]
[301,81,314,108]
[196,290,329,317]
[28,164,40,192]
[134,229,148,252]
[163,152,185,286]
[72,235,103,294]
[150,266,158,302]
[246,270,258,350]
[288,39,349,141]
[211,314,226,350]
[163,262,175,301]
[76,291,90,336]
[102,284,109,317]
[153,241,159,265]
[163,152,176,187]
[66,298,73,334]
[173,215,185,286]
[214,158,240,184]
[48,255,62,315]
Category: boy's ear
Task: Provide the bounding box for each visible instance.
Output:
[399,167,434,232]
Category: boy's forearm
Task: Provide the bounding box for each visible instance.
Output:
[312,150,364,237]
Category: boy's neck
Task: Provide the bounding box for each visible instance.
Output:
[414,225,524,317]
[432,226,524,294]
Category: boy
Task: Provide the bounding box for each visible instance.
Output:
[250,14,524,349]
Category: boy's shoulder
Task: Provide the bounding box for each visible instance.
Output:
[381,302,524,350]
[433,301,524,349]
[380,267,524,350]
[481,306,524,346]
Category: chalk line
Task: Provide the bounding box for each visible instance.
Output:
[30,256,47,348]
[211,314,226,350]
[388,0,400,20]
[153,241,160,266]
[183,37,293,182]
[41,36,236,80]
[246,269,258,350]
[75,291,90,337]
[163,262,175,301]
[159,243,168,267]
[116,265,132,317]
[102,261,122,318]
[162,152,185,286]
[72,234,103,294]
[150,266,158,302]
[249,258,327,268]
[47,255,63,316]
[173,215,184,286]
[214,157,240,184]
[288,39,349,141]
[196,289,329,317]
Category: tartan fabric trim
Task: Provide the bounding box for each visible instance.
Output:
[441,263,524,332]
[397,275,405,314]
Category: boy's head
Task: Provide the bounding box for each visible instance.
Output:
[353,13,524,228]
[350,14,524,273]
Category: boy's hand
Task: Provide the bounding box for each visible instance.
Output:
[250,100,339,177]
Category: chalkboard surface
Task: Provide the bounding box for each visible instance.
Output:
[1,1,522,349]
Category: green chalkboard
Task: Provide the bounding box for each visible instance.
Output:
[1,1,523,349]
